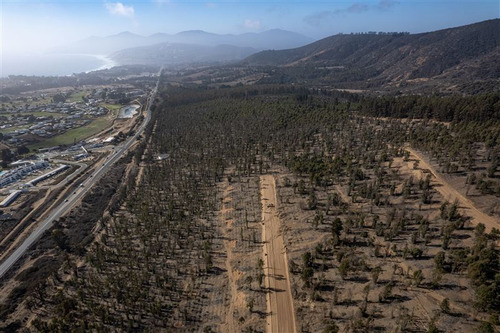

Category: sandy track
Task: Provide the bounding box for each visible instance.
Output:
[219,184,239,332]
[407,148,499,232]
[260,175,297,333]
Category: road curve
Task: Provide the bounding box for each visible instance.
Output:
[0,71,160,279]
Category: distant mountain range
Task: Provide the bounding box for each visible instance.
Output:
[244,19,500,92]
[112,43,258,66]
[56,29,314,55]
[52,29,313,67]
[53,20,500,92]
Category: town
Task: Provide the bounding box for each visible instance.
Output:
[0,69,159,255]
[0,86,144,147]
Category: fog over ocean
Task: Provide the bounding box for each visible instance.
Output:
[1,53,116,77]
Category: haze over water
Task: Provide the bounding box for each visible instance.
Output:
[1,54,116,77]
[2,0,497,77]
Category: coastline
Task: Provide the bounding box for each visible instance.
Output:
[85,54,117,73]
[1,53,116,78]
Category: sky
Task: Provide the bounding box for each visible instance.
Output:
[1,0,499,55]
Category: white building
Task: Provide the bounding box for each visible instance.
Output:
[0,161,49,188]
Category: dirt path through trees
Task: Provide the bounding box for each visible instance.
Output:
[219,183,241,332]
[260,175,297,333]
[407,147,499,232]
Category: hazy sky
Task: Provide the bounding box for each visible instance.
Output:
[2,0,499,55]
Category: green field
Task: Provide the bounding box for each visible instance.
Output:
[29,117,113,150]
[28,97,53,106]
[100,103,121,111]
[67,90,88,103]
[100,103,123,119]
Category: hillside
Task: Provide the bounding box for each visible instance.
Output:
[111,43,257,66]
[244,19,500,92]
[55,29,313,55]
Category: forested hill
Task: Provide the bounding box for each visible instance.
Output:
[243,19,500,93]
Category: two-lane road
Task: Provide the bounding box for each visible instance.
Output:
[0,74,160,279]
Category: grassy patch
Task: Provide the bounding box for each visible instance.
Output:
[67,90,88,103]
[100,103,123,119]
[100,103,121,111]
[29,117,112,150]
[29,97,53,106]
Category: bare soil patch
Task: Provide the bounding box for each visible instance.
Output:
[260,174,297,333]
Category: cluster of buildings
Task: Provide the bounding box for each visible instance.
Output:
[0,161,70,207]
[0,160,49,188]
[26,164,69,186]
[0,100,107,145]
[0,85,147,146]
[0,84,149,210]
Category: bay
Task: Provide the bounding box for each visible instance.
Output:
[1,53,116,77]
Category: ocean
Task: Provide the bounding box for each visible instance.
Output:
[1,53,116,77]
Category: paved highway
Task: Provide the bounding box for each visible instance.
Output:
[0,72,160,279]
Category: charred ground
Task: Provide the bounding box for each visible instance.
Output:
[0,82,498,332]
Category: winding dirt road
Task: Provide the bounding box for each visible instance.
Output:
[260,175,297,333]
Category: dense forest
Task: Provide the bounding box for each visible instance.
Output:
[358,93,500,122]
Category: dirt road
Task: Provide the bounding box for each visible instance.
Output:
[260,175,297,333]
[407,148,499,232]
[219,183,240,332]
